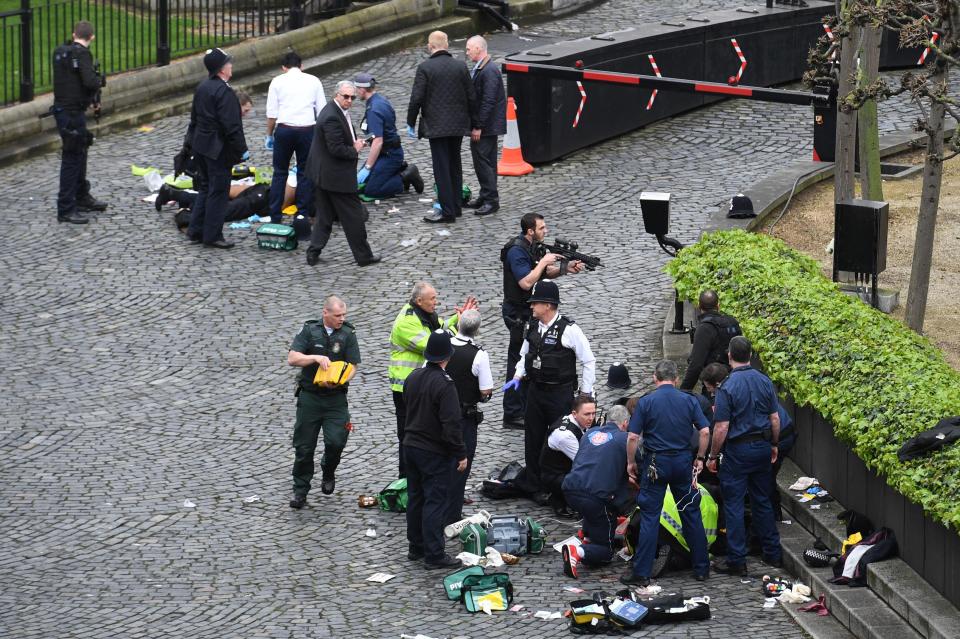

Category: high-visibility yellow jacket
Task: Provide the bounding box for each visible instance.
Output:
[388,303,459,392]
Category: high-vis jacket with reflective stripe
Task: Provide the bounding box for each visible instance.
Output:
[388,303,459,392]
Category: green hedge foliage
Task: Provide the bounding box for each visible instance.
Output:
[666,230,960,531]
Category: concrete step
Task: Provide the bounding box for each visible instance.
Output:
[778,459,960,639]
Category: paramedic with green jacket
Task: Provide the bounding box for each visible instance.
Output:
[389,281,477,477]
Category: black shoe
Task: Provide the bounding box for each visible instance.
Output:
[155,184,174,212]
[408,546,425,561]
[695,571,709,581]
[204,239,235,249]
[463,198,484,209]
[306,250,320,266]
[475,203,500,216]
[424,554,460,570]
[454,209,462,217]
[58,213,89,225]
[289,494,306,509]
[619,571,650,587]
[502,417,524,430]
[77,195,107,212]
[712,560,748,576]
[762,556,783,569]
[401,163,425,194]
[321,477,335,495]
[532,492,551,507]
[423,212,455,224]
[357,255,381,267]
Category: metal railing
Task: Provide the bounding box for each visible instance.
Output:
[1,0,350,106]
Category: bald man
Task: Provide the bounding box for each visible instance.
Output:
[407,31,477,223]
[680,289,742,392]
[464,35,506,216]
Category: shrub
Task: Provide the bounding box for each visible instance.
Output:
[666,229,960,531]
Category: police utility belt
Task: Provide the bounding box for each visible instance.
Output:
[461,403,483,423]
[727,429,772,445]
[382,137,401,150]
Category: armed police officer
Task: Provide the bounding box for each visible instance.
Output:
[560,404,632,579]
[505,280,595,503]
[354,73,424,198]
[403,330,468,570]
[706,336,782,575]
[680,290,742,392]
[52,20,108,224]
[500,213,583,429]
[287,296,361,509]
[623,360,711,587]
[444,309,493,525]
[540,394,597,515]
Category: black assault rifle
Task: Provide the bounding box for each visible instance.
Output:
[536,238,602,271]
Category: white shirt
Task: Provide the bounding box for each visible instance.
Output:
[514,312,596,393]
[451,335,494,391]
[266,67,325,127]
[547,415,583,461]
[338,104,356,142]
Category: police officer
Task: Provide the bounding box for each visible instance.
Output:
[444,309,493,525]
[560,405,632,579]
[706,336,782,575]
[185,47,248,248]
[403,330,468,569]
[623,360,710,586]
[505,280,595,503]
[540,394,597,514]
[500,213,583,429]
[287,296,361,508]
[389,281,477,477]
[52,21,107,224]
[354,73,424,198]
[680,289,742,392]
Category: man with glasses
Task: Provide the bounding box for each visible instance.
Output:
[304,80,381,267]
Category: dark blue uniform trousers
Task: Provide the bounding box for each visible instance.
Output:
[720,440,781,566]
[364,146,405,198]
[446,414,478,526]
[500,304,529,422]
[54,109,91,217]
[564,490,617,565]
[632,451,709,578]
[188,155,232,244]
[270,124,314,221]
[524,382,574,492]
[405,444,456,562]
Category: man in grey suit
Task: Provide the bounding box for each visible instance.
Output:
[406,31,477,224]
[304,80,381,267]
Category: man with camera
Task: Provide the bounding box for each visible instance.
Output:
[500,213,583,429]
[52,20,108,224]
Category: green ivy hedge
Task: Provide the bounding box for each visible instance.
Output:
[666,230,960,531]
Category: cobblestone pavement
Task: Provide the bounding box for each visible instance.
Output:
[0,0,943,636]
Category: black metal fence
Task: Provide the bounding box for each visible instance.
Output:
[0,0,349,106]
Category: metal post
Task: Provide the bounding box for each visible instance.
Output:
[157,0,170,66]
[672,290,686,333]
[19,0,33,102]
[289,0,304,30]
[258,0,265,35]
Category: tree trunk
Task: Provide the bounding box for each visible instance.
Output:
[904,64,948,332]
[857,22,883,201]
[835,3,859,203]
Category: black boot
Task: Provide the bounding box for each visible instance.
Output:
[155,184,174,212]
[77,194,108,212]
[401,163,425,194]
[58,212,89,225]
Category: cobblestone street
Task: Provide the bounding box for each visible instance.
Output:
[0,0,944,636]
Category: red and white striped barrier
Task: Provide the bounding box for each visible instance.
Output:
[646,54,661,110]
[918,32,939,65]
[572,81,587,127]
[729,38,747,84]
[823,24,837,60]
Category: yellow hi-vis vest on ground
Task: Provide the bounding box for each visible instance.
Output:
[660,485,719,551]
[388,303,459,392]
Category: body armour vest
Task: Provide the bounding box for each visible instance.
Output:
[540,416,584,479]
[447,341,482,406]
[524,316,577,385]
[501,236,537,305]
[700,313,742,365]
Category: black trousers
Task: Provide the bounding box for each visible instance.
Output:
[405,444,455,563]
[393,390,406,478]
[523,382,574,491]
[429,136,463,219]
[501,303,530,422]
[308,188,375,263]
[470,135,499,206]
[188,155,232,243]
[54,109,91,217]
[446,414,479,525]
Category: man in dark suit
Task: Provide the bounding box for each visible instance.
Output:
[464,35,506,217]
[304,81,381,267]
[185,48,248,249]
[406,31,477,224]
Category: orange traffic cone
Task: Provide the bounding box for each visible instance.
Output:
[498,97,534,176]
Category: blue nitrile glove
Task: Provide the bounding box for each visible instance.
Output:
[502,378,521,393]
[241,150,250,162]
[357,166,371,184]
[264,136,274,151]
[406,125,416,139]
